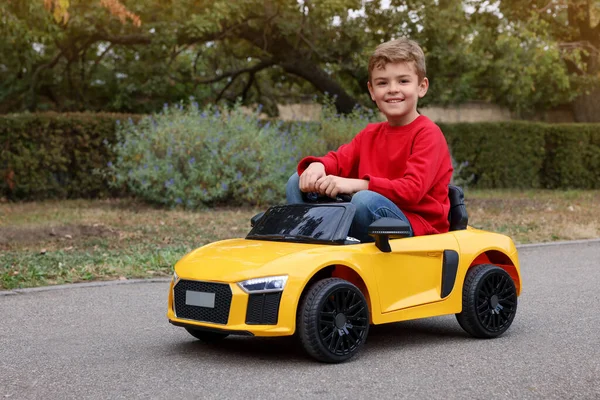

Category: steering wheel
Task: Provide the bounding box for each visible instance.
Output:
[303,192,353,203]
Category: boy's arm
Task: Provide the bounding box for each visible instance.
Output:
[297,129,364,177]
[366,128,452,206]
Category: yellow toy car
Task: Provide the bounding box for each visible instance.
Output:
[167,186,521,363]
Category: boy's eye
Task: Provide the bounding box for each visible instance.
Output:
[376,81,387,86]
[400,80,410,83]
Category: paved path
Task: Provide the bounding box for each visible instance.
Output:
[1,241,599,399]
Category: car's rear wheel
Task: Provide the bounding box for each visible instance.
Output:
[298,278,370,363]
[185,328,229,343]
[456,264,518,338]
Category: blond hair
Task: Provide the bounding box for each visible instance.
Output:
[368,38,426,82]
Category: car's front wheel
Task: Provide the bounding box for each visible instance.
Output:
[298,278,370,363]
[185,328,229,343]
[456,264,518,338]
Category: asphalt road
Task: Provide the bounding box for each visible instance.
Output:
[1,241,599,400]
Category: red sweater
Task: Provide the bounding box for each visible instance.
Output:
[298,116,453,236]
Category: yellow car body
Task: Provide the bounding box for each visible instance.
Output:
[167,227,521,336]
[168,193,521,362]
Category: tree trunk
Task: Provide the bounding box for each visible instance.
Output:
[238,24,361,114]
[280,60,360,114]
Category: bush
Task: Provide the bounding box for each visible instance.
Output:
[3,108,599,204]
[542,124,600,189]
[107,103,301,207]
[440,122,547,188]
[0,112,138,200]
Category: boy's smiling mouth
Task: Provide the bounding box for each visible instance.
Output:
[385,98,404,103]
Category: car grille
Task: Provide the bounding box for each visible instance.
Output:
[245,292,282,325]
[173,280,232,324]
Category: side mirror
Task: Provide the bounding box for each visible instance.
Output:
[367,218,411,253]
[250,212,265,227]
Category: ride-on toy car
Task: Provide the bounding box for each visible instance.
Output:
[167,186,521,363]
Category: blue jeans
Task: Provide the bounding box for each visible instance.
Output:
[285,173,413,242]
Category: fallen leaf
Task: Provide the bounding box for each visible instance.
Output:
[64,246,74,251]
[65,234,72,239]
[40,249,47,255]
[118,276,127,281]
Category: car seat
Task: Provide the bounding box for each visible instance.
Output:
[448,185,468,231]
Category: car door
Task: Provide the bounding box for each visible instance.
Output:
[371,233,460,313]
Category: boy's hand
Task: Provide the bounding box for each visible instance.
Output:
[315,176,368,198]
[299,162,326,192]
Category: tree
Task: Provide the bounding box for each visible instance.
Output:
[0,0,596,119]
[1,0,373,114]
[498,0,600,121]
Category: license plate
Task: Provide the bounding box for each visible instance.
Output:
[185,291,215,308]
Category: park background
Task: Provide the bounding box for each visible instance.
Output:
[1,0,599,289]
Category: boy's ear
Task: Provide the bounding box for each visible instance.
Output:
[418,77,429,98]
[367,81,375,101]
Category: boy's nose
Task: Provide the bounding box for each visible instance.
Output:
[388,83,400,93]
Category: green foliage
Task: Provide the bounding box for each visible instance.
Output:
[107,102,299,207]
[441,121,600,189]
[542,124,600,189]
[3,109,600,205]
[0,113,138,200]
[1,0,593,118]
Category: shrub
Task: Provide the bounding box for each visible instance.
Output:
[542,124,600,189]
[0,112,138,200]
[440,122,547,189]
[107,103,301,207]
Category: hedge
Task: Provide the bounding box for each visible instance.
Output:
[439,122,547,188]
[1,113,599,201]
[0,113,140,200]
[439,122,600,189]
[541,124,600,189]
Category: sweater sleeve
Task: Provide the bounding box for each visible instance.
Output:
[297,129,364,177]
[365,127,448,206]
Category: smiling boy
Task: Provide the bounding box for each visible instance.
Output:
[286,38,453,242]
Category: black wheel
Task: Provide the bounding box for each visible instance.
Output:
[185,328,229,343]
[298,278,370,363]
[456,264,518,338]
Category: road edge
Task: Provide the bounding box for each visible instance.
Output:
[0,277,171,297]
[2,238,600,297]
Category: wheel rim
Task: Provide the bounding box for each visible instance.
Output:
[476,271,517,332]
[317,288,368,356]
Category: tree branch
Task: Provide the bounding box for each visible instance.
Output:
[216,76,237,102]
[535,0,565,14]
[28,51,65,110]
[188,60,275,84]
[88,43,114,79]
[241,72,255,101]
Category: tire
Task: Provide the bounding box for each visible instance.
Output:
[185,328,229,343]
[298,278,370,363]
[456,264,518,338]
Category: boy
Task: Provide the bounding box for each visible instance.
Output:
[286,38,453,242]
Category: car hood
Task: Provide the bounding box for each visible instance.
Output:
[174,238,327,282]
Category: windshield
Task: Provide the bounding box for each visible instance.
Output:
[247,204,352,244]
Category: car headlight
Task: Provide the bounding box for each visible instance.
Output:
[237,275,288,294]
[172,270,180,285]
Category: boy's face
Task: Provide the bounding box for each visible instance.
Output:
[367,61,429,126]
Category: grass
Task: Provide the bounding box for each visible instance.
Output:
[1,190,599,290]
